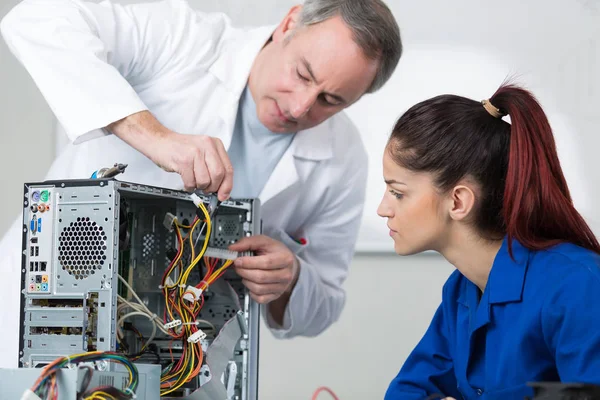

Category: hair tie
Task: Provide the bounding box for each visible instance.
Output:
[481,99,503,118]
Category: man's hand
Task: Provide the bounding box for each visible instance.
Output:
[228,235,300,304]
[108,111,233,200]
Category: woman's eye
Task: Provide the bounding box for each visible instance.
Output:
[389,190,403,199]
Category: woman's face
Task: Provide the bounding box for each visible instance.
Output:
[377,147,451,255]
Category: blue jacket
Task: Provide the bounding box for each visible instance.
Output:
[385,238,600,400]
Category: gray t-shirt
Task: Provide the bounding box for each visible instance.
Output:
[227,86,296,198]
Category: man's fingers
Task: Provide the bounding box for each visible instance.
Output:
[193,154,211,190]
[235,253,292,270]
[235,266,289,284]
[241,279,283,296]
[228,235,274,252]
[243,279,285,304]
[214,139,234,201]
[249,292,279,304]
[180,167,197,193]
[234,257,288,278]
[203,142,226,194]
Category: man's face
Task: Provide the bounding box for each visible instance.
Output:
[248,6,379,133]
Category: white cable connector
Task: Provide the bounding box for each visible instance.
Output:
[183,286,204,303]
[124,387,137,399]
[164,319,182,329]
[20,389,41,400]
[163,212,177,232]
[190,193,202,208]
[159,277,176,290]
[203,247,239,261]
[187,329,207,343]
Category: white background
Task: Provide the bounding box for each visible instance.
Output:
[1,0,599,399]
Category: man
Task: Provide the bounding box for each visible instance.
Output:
[0,0,402,366]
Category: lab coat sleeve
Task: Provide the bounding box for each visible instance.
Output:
[542,263,600,383]
[0,0,219,143]
[384,282,460,400]
[262,136,369,338]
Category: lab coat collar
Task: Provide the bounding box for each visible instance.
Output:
[258,121,334,203]
[209,24,276,101]
[209,24,334,162]
[290,120,334,160]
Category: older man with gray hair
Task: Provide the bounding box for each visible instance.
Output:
[0,0,402,360]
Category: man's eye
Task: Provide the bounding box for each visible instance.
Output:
[296,68,309,81]
[320,95,340,106]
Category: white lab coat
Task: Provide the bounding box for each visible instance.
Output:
[0,0,368,367]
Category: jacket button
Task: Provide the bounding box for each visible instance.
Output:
[476,388,483,396]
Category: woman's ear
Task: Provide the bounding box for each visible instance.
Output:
[447,184,476,222]
[272,5,303,43]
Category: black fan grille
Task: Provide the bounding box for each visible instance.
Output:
[58,217,107,280]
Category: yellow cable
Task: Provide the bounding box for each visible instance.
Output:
[64,352,133,390]
[160,311,202,395]
[86,392,116,400]
[206,259,233,286]
[161,324,193,385]
[189,220,196,261]
[165,225,185,287]
[161,343,196,395]
[161,201,211,395]
[179,203,211,290]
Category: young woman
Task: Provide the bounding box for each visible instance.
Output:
[378,83,600,400]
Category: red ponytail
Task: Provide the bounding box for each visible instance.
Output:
[490,85,600,255]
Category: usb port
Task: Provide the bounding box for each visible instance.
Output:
[29,262,35,272]
[30,237,38,244]
[30,247,34,257]
[35,247,39,257]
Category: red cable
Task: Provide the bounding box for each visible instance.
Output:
[312,386,340,400]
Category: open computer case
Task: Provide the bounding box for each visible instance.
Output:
[7,177,261,399]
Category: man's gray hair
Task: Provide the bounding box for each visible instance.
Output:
[299,0,402,93]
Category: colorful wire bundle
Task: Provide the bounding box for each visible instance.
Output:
[31,197,239,399]
[30,351,138,400]
[157,200,235,395]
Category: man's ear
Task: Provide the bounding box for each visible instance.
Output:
[272,5,303,43]
[447,184,476,222]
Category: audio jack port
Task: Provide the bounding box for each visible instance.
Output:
[37,204,46,213]
[30,204,38,213]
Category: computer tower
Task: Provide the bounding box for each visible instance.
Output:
[17,178,261,399]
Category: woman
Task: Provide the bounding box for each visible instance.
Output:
[378,83,600,400]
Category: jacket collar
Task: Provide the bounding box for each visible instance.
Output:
[456,236,530,307]
[487,237,530,304]
[456,237,530,334]
[209,24,334,162]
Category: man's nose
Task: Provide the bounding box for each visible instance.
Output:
[290,91,317,120]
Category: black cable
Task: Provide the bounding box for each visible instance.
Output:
[127,343,161,364]
[77,366,94,400]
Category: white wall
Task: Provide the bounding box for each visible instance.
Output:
[0,0,598,399]
[258,253,454,400]
[0,0,55,238]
